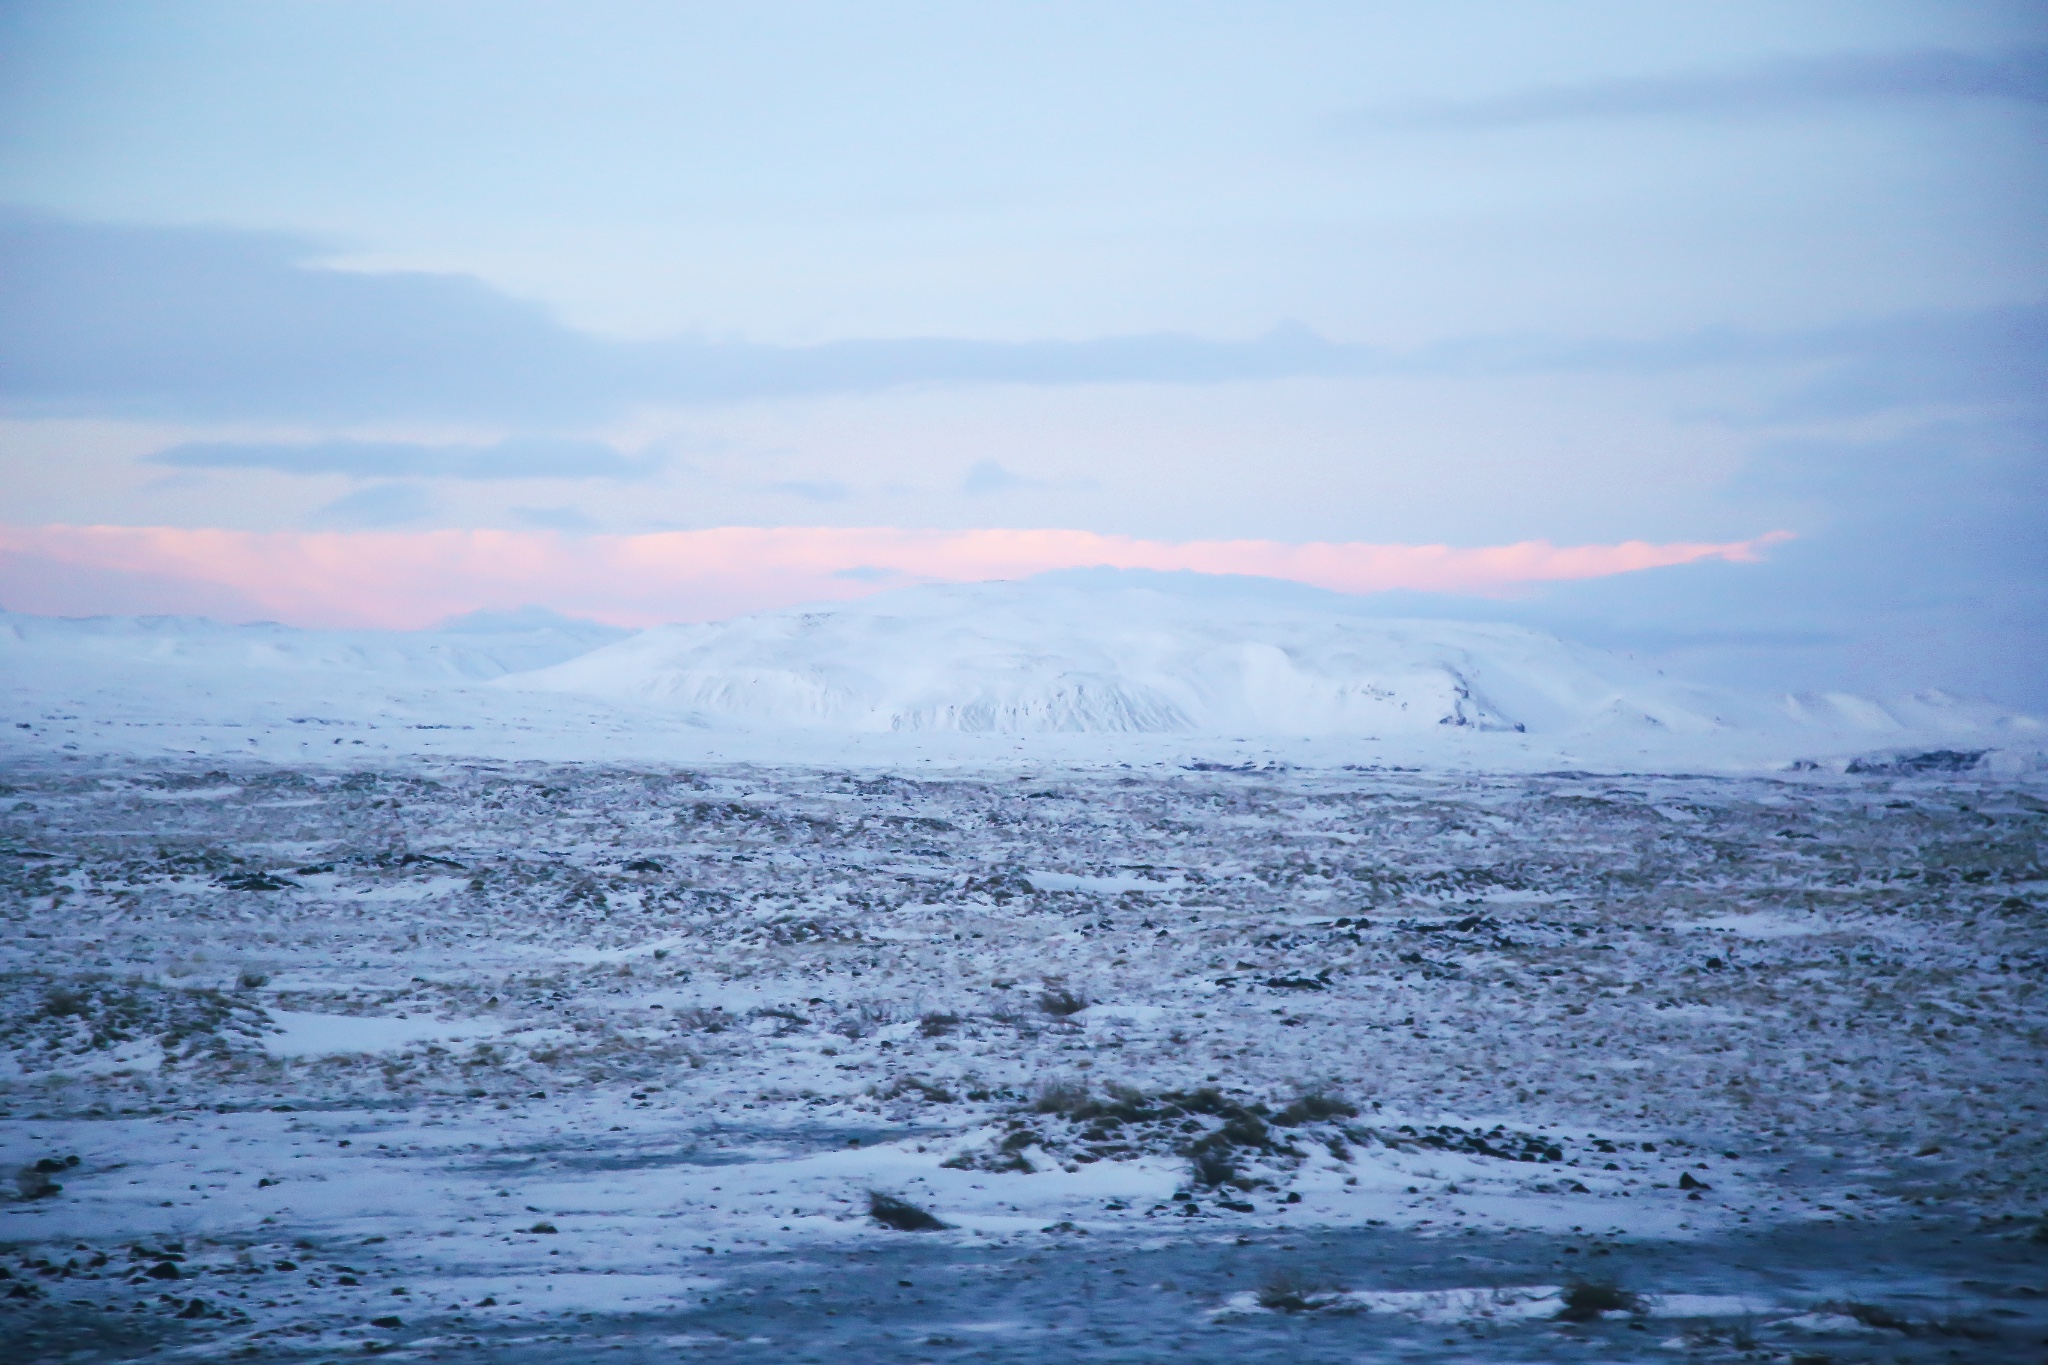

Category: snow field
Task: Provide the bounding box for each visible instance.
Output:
[1,756,2044,1360]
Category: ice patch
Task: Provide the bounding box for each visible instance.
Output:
[263,1011,504,1057]
[1690,911,1827,938]
[1026,870,1186,894]
[1650,1292,1774,1317]
[1782,1311,1893,1334]
[1212,1283,1564,1322]
[1073,1004,1169,1028]
[1338,1284,1566,1322]
[0,1039,163,1079]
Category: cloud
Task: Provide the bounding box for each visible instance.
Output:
[509,505,599,531]
[0,522,1788,630]
[0,209,616,423]
[0,547,275,621]
[0,209,1348,423]
[769,479,851,502]
[309,482,436,528]
[144,437,655,485]
[2,209,2038,426]
[144,435,660,480]
[1383,48,2048,129]
[961,460,1027,495]
[961,459,1100,497]
[1398,304,2048,419]
[1749,306,2048,419]
[1357,414,2048,708]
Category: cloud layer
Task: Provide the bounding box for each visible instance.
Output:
[0,524,1786,630]
[146,436,659,480]
[1386,47,2048,128]
[4,211,2036,425]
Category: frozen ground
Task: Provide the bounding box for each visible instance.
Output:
[2,756,2045,1361]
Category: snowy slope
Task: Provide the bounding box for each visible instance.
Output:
[0,604,626,681]
[502,575,2027,749]
[502,576,1727,735]
[0,605,658,765]
[1,574,2037,768]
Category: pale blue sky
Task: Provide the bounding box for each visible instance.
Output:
[4,2,2040,341]
[0,1,2042,700]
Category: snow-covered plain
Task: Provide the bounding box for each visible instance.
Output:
[2,577,2045,1361]
[3,757,2044,1361]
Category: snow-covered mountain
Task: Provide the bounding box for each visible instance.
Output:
[1,574,2036,769]
[505,575,1742,737]
[0,604,626,681]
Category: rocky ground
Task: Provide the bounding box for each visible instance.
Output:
[2,757,2044,1361]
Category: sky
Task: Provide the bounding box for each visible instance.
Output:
[0,1,2043,704]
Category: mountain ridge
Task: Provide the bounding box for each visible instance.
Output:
[2,573,2036,769]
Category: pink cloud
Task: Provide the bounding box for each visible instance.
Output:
[0,524,1792,629]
